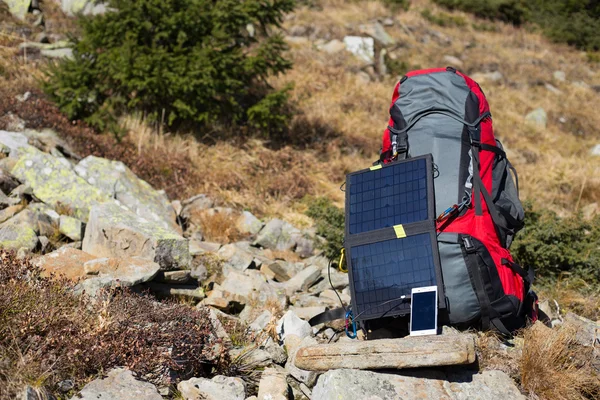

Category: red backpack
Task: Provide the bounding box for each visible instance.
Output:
[379,67,537,333]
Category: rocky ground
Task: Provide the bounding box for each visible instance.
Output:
[1,126,598,400]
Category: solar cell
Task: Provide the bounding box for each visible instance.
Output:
[349,233,437,320]
[347,157,429,235]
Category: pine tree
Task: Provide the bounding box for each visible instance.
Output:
[43,0,295,133]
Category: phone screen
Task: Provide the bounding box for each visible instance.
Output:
[411,291,437,332]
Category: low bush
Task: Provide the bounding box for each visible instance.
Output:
[511,203,600,285]
[305,196,344,260]
[0,250,224,398]
[421,8,467,27]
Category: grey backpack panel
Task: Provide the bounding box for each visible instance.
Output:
[438,232,480,325]
[395,71,471,214]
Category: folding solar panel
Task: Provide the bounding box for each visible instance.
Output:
[345,155,445,323]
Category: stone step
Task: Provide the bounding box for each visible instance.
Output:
[295,334,476,371]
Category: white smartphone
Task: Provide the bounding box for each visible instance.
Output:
[409,286,438,336]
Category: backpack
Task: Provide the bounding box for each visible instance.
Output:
[378,67,537,334]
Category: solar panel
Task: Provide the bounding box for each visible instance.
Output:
[344,155,445,324]
[347,156,431,235]
[348,232,437,320]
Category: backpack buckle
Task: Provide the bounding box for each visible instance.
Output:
[462,236,476,253]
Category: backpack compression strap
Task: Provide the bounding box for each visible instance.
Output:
[308,307,345,326]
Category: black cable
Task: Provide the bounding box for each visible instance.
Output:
[328,259,346,313]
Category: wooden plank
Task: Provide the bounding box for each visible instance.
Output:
[294,334,476,371]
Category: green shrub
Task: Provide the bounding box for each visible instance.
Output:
[511,203,600,284]
[43,0,295,133]
[305,196,344,260]
[433,0,600,50]
[382,0,410,12]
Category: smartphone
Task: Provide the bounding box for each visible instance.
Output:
[409,286,438,336]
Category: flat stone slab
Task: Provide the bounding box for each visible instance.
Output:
[312,369,525,400]
[295,334,476,371]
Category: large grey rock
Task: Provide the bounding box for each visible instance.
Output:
[343,36,374,63]
[312,369,525,400]
[11,146,109,221]
[71,368,161,400]
[257,367,290,400]
[59,215,84,241]
[180,194,214,223]
[0,212,38,251]
[254,219,302,251]
[295,334,476,371]
[261,261,293,282]
[83,257,160,286]
[3,0,30,20]
[525,108,547,128]
[277,310,312,341]
[0,130,29,155]
[236,210,263,235]
[34,247,96,279]
[217,243,255,271]
[61,0,106,16]
[284,335,319,387]
[564,312,600,347]
[177,375,246,400]
[75,156,178,231]
[82,202,190,270]
[359,22,395,46]
[285,265,321,296]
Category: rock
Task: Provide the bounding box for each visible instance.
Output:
[0,130,30,156]
[0,169,20,194]
[75,156,178,231]
[61,0,106,16]
[564,312,600,347]
[295,334,476,371]
[40,47,74,59]
[277,310,312,341]
[311,369,525,400]
[545,83,562,95]
[343,36,374,63]
[284,335,319,387]
[257,367,290,400]
[294,235,316,258]
[359,22,395,46]
[11,146,109,221]
[189,240,221,255]
[189,262,208,281]
[254,219,302,252]
[264,337,288,365]
[320,39,346,54]
[0,213,38,252]
[0,204,24,223]
[591,144,600,156]
[218,243,255,271]
[71,368,161,400]
[289,306,326,321]
[319,289,350,305]
[171,200,182,216]
[443,55,463,67]
[582,202,598,220]
[3,0,31,20]
[144,282,205,301]
[249,310,274,332]
[285,265,321,296]
[553,70,566,82]
[59,215,84,241]
[181,194,214,221]
[156,270,191,284]
[177,376,246,400]
[236,211,263,235]
[310,268,348,292]
[82,256,160,285]
[219,269,265,304]
[82,202,190,270]
[261,261,292,282]
[382,17,394,26]
[38,235,49,253]
[525,108,547,128]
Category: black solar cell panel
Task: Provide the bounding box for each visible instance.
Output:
[349,233,437,320]
[347,157,429,235]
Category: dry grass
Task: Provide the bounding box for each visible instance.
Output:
[536,280,600,321]
[194,210,246,244]
[521,322,600,399]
